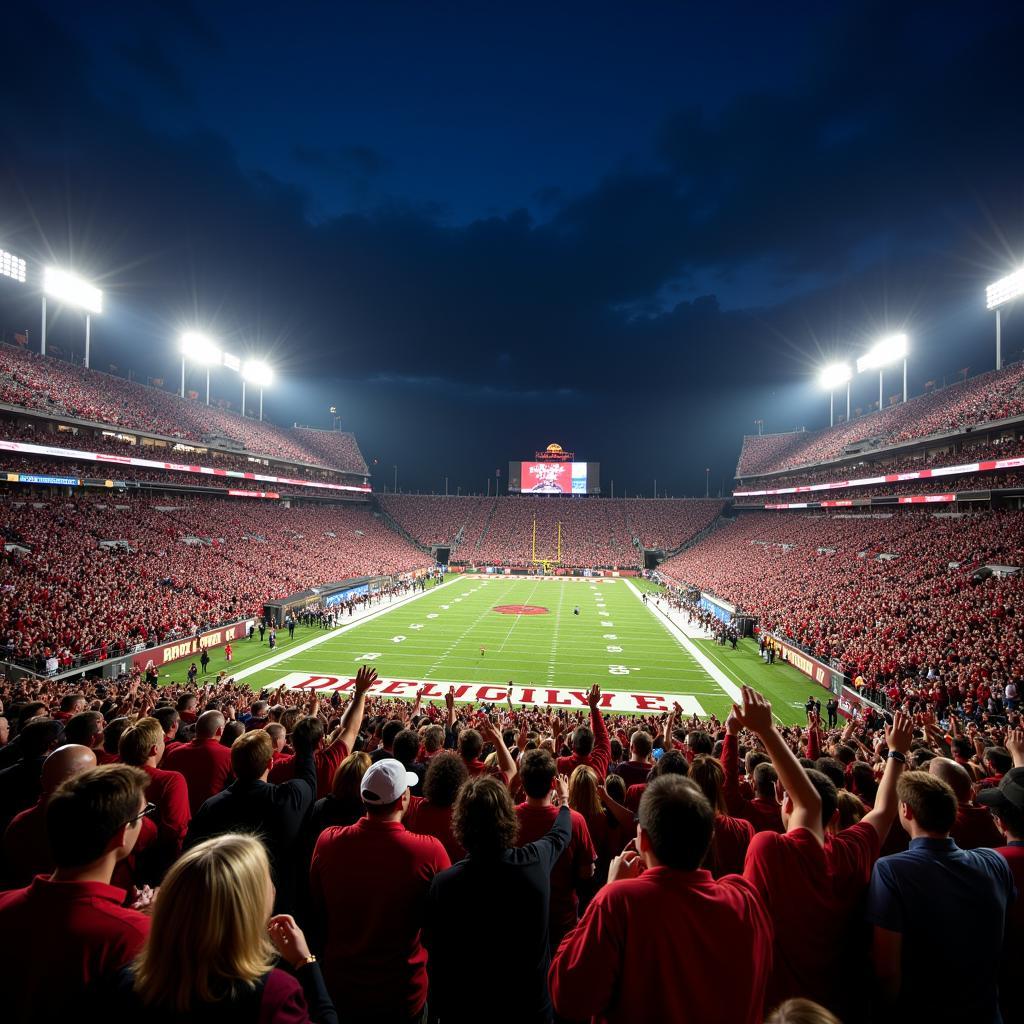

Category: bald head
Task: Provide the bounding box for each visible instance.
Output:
[928,757,973,802]
[195,710,226,740]
[41,744,98,795]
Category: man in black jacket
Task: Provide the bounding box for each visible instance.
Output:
[185,716,318,913]
[425,773,571,1023]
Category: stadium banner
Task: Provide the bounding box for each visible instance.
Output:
[698,591,735,624]
[0,438,371,494]
[768,634,844,696]
[130,618,255,671]
[765,492,956,509]
[272,673,707,715]
[837,685,884,720]
[734,456,1024,497]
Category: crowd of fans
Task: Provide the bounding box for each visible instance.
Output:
[736,361,1024,477]
[625,498,725,550]
[0,345,368,473]
[378,494,495,552]
[0,666,1019,1023]
[737,435,1024,493]
[661,509,1024,712]
[0,420,366,492]
[0,496,430,670]
[380,496,728,569]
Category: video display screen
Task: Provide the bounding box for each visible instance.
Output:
[508,461,600,494]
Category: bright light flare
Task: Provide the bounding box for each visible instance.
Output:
[987,268,1024,310]
[857,333,908,373]
[179,331,222,364]
[243,359,273,387]
[819,362,852,391]
[43,266,103,313]
[0,248,26,283]
[222,352,241,372]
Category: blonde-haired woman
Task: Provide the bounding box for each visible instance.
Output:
[110,834,336,1023]
[568,764,632,889]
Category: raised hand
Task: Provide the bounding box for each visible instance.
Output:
[587,684,601,710]
[353,664,378,697]
[884,711,913,755]
[731,685,774,737]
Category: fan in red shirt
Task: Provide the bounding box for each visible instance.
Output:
[403,751,469,862]
[556,684,612,780]
[734,685,914,1020]
[2,743,97,888]
[722,720,784,833]
[162,710,234,814]
[611,727,654,787]
[549,774,773,1024]
[118,717,191,876]
[0,764,153,1024]
[929,756,1003,849]
[688,754,755,877]
[309,758,450,1020]
[516,748,596,946]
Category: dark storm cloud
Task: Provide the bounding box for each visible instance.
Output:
[1,2,1023,495]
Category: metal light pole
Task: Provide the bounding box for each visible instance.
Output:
[259,388,264,421]
[40,296,46,356]
[206,367,211,405]
[241,380,246,417]
[705,468,710,498]
[84,314,91,368]
[180,357,186,398]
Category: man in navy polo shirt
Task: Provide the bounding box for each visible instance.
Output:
[866,770,1016,1022]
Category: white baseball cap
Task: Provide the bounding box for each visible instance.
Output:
[361,758,418,805]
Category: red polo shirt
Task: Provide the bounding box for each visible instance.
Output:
[141,763,190,855]
[162,737,234,814]
[708,813,755,878]
[516,802,597,942]
[310,816,450,1016]
[0,876,149,1022]
[270,738,349,797]
[404,796,465,863]
[550,866,772,1024]
[743,821,879,1016]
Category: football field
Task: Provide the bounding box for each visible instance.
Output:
[213,576,814,724]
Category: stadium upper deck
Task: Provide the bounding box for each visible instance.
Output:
[736,359,1024,480]
[0,343,368,476]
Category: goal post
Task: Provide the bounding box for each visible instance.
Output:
[531,516,562,571]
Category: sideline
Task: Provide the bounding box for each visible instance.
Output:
[623,578,743,704]
[231,577,458,683]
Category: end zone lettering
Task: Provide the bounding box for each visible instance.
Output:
[273,673,705,716]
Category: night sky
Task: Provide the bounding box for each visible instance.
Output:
[1,1,1023,496]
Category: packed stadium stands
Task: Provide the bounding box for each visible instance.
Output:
[736,360,1024,478]
[0,344,368,474]
[377,494,494,552]
[0,496,429,671]
[660,509,1024,704]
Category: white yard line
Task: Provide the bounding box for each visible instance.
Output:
[231,578,457,683]
[623,578,742,703]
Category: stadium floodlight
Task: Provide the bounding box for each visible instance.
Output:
[243,359,273,420]
[0,248,27,284]
[857,333,909,409]
[986,268,1024,371]
[819,362,852,426]
[42,266,104,367]
[222,351,241,372]
[179,331,222,403]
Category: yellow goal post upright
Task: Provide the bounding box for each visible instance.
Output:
[531,516,562,574]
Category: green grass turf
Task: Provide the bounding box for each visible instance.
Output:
[176,576,816,724]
